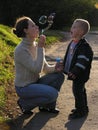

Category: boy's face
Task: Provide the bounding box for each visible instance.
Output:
[70,22,84,40]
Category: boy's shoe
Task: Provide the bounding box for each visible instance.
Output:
[71,107,89,114]
[71,108,89,113]
[71,109,77,113]
[39,107,59,114]
[68,110,88,119]
[17,100,33,114]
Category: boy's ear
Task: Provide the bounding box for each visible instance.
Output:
[80,29,85,36]
[82,30,85,35]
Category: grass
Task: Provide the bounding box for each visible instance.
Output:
[0,24,20,121]
[0,86,5,109]
[0,26,19,87]
[0,24,65,121]
[44,30,65,45]
[0,86,5,122]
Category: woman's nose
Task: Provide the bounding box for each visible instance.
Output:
[36,25,39,29]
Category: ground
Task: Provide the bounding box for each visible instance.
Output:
[0,32,98,130]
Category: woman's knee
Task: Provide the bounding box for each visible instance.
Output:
[59,72,65,81]
[47,87,58,101]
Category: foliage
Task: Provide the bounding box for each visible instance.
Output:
[0,0,97,28]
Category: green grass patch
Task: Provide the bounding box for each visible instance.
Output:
[0,24,20,46]
[0,86,6,122]
[46,36,58,45]
[44,30,65,45]
[0,86,5,107]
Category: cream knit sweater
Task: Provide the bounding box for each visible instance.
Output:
[14,38,55,87]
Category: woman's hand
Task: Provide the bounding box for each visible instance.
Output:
[38,35,46,48]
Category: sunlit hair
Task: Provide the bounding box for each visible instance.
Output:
[74,18,90,35]
[13,16,32,37]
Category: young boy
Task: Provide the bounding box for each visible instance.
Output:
[63,19,93,119]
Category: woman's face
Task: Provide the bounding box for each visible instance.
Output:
[24,19,39,40]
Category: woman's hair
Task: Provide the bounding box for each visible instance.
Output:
[13,16,31,37]
[74,18,90,35]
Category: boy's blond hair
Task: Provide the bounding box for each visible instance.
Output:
[74,19,90,35]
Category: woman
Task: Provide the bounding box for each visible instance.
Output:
[13,16,64,114]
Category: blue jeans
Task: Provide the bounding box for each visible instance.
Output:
[15,84,58,110]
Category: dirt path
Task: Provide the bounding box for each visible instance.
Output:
[3,32,98,130]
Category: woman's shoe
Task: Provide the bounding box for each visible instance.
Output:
[17,100,33,114]
[39,107,59,114]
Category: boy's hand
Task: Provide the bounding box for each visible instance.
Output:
[55,61,64,72]
[68,72,76,80]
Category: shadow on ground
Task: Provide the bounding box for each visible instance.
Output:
[65,116,87,130]
[7,111,58,130]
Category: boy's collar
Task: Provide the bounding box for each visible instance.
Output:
[73,37,85,43]
[72,40,79,43]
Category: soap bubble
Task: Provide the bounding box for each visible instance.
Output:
[39,15,47,25]
[39,13,56,34]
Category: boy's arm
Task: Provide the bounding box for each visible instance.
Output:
[68,44,93,79]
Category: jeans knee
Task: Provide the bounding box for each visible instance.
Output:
[59,72,65,81]
[47,89,58,101]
